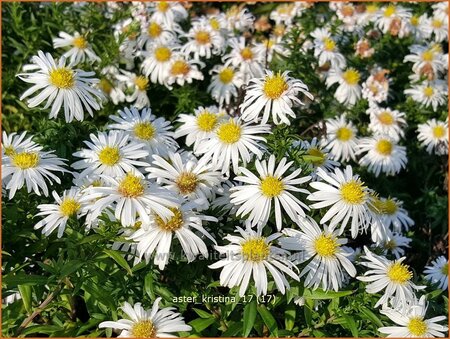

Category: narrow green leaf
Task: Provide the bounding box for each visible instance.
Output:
[360,306,383,327]
[189,317,216,333]
[302,288,353,300]
[144,273,155,300]
[103,249,132,275]
[193,308,214,319]
[342,314,359,337]
[242,300,257,337]
[3,274,48,287]
[18,285,32,313]
[59,260,84,278]
[284,305,296,331]
[257,305,278,337]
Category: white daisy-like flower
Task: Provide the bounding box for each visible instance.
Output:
[326,67,362,106]
[404,44,445,79]
[240,70,314,125]
[128,201,217,270]
[375,196,414,233]
[165,55,204,89]
[357,135,408,177]
[357,246,425,308]
[17,51,104,122]
[148,1,188,29]
[222,37,265,82]
[72,130,150,181]
[52,31,100,65]
[99,298,192,337]
[374,4,412,35]
[377,231,412,259]
[83,172,177,227]
[254,38,290,63]
[404,80,447,112]
[174,106,227,149]
[424,256,448,290]
[423,12,448,43]
[310,28,347,69]
[195,117,271,175]
[225,6,254,31]
[34,188,89,238]
[209,226,299,297]
[280,217,356,291]
[181,23,224,60]
[210,180,239,215]
[230,154,310,230]
[368,107,407,141]
[417,118,448,155]
[207,65,244,107]
[323,114,358,162]
[307,165,373,238]
[361,69,390,103]
[108,107,178,157]
[2,144,68,200]
[116,71,151,109]
[97,66,126,105]
[2,131,40,159]
[146,152,222,201]
[379,295,448,337]
[270,3,298,25]
[291,138,340,175]
[138,20,177,50]
[141,44,177,84]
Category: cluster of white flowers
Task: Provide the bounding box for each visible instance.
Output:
[3,2,448,338]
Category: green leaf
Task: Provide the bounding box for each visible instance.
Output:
[360,306,383,327]
[257,305,279,337]
[3,274,48,287]
[59,259,84,278]
[242,300,257,337]
[222,321,243,337]
[302,288,353,300]
[189,317,216,333]
[103,249,133,275]
[341,314,359,337]
[144,273,155,300]
[193,308,214,319]
[284,305,296,331]
[18,285,32,313]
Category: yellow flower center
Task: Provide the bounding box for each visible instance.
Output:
[157,1,169,13]
[216,121,241,144]
[423,86,434,97]
[410,15,419,26]
[12,152,40,169]
[4,146,16,157]
[307,147,326,166]
[241,238,270,262]
[340,180,366,204]
[218,67,234,84]
[376,139,393,156]
[49,68,75,89]
[441,263,448,276]
[384,5,396,17]
[323,37,336,52]
[432,125,446,138]
[73,36,87,49]
[60,198,81,217]
[366,4,378,14]
[170,60,190,76]
[131,320,157,338]
[197,111,218,132]
[422,50,434,62]
[342,69,360,85]
[384,239,397,250]
[378,111,394,125]
[135,76,149,91]
[432,19,443,29]
[336,127,353,141]
[98,146,121,166]
[240,47,254,60]
[209,17,220,30]
[387,262,413,284]
[383,198,398,215]
[263,73,288,100]
[195,31,211,45]
[407,317,428,336]
[176,172,198,195]
[134,122,156,141]
[148,22,162,38]
[132,221,142,231]
[118,174,145,198]
[260,176,284,198]
[154,46,171,62]
[155,207,184,232]
[314,234,338,257]
[99,78,113,94]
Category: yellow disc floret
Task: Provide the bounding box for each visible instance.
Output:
[118,174,145,198]
[240,47,254,60]
[217,121,241,144]
[98,146,121,166]
[423,86,434,97]
[314,234,338,257]
[155,207,184,232]
[197,111,218,132]
[263,73,288,100]
[336,127,353,141]
[49,68,75,89]
[148,22,162,38]
[432,125,445,138]
[135,76,149,91]
[195,31,211,45]
[260,176,284,198]
[154,46,172,62]
[323,38,336,52]
[407,317,428,336]
[170,60,190,76]
[12,152,40,169]
[376,139,393,156]
[131,320,157,338]
[387,262,413,284]
[73,36,87,49]
[176,172,198,195]
[241,238,270,262]
[60,198,81,217]
[342,69,360,85]
[340,180,366,204]
[134,122,156,140]
[378,111,394,125]
[218,67,234,84]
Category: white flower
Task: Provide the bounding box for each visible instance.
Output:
[374,4,412,35]
[280,217,356,291]
[148,1,188,29]
[141,44,177,84]
[361,70,390,103]
[71,130,150,181]
[404,44,445,79]
[207,65,244,106]
[17,51,104,122]
[379,295,448,337]
[357,135,408,177]
[323,115,358,162]
[128,201,217,270]
[34,188,88,238]
[310,28,347,69]
[146,151,222,201]
[326,67,362,106]
[417,118,448,155]
[307,166,373,238]
[174,106,227,149]
[97,66,126,105]
[368,107,407,141]
[116,71,151,109]
[357,246,425,308]
[404,80,447,112]
[2,144,68,200]
[181,23,224,60]
[53,31,100,65]
[165,55,204,89]
[83,172,177,227]
[423,12,448,43]
[225,7,254,31]
[291,138,340,175]
[240,70,313,125]
[230,154,310,230]
[99,299,192,337]
[209,226,299,296]
[424,256,448,290]
[108,107,178,157]
[195,117,270,175]
[2,131,39,160]
[377,231,412,259]
[138,21,177,50]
